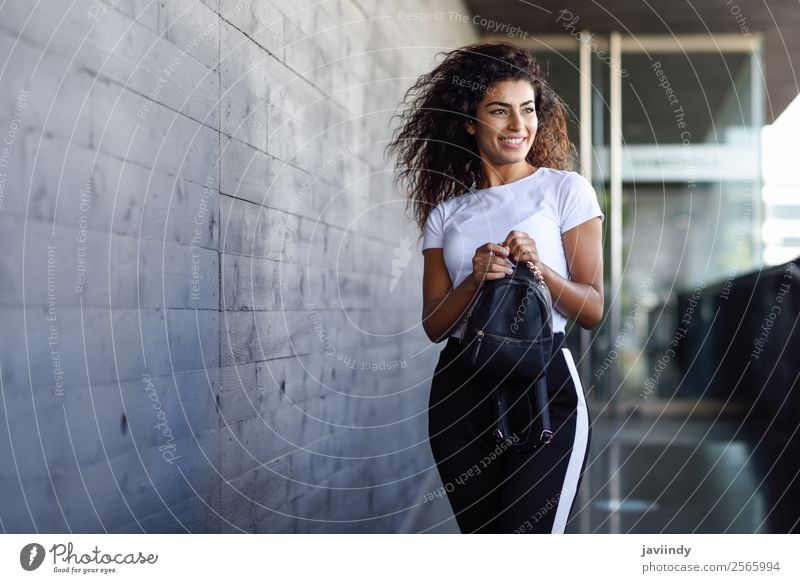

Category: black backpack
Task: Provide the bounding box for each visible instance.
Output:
[459,257,555,451]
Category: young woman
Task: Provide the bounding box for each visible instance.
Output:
[387,42,604,533]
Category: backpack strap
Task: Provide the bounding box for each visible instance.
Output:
[493,376,553,449]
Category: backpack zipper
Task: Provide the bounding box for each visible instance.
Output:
[460,288,484,347]
[477,329,545,344]
[470,328,547,365]
[470,330,484,364]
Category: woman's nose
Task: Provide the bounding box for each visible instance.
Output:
[507,110,523,130]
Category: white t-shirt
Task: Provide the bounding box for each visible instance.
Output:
[422,167,604,338]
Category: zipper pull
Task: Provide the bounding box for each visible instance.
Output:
[470,330,484,365]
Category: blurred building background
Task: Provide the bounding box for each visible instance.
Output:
[0,0,798,533]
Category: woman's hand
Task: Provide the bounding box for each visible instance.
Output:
[470,242,515,286]
[502,230,542,270]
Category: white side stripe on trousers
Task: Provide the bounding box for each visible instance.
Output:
[551,348,590,534]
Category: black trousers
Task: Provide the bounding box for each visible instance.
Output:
[427,332,591,533]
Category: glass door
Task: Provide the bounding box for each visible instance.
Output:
[531,34,765,533]
[589,34,764,412]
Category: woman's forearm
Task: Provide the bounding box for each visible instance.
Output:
[422,261,603,341]
[422,276,482,343]
[539,263,604,329]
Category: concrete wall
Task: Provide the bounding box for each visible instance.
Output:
[0,0,477,533]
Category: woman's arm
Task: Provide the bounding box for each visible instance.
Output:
[503,218,604,330]
[540,217,604,329]
[421,245,513,343]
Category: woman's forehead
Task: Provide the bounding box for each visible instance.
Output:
[480,81,535,103]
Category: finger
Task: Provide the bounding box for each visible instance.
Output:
[475,260,497,274]
[485,272,507,280]
[508,242,524,259]
[478,242,509,257]
[489,261,513,273]
[511,244,534,262]
[476,259,506,273]
[502,230,526,247]
[506,243,521,261]
[490,257,513,270]
[478,259,501,273]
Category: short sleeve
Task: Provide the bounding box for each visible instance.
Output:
[422,203,446,251]
[558,172,604,233]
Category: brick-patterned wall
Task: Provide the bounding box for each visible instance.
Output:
[0,0,477,533]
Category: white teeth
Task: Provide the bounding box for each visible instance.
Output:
[500,137,525,144]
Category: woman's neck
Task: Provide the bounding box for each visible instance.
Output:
[476,162,537,190]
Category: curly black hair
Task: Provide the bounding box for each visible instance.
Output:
[385,41,578,237]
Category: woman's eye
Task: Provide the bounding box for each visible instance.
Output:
[490,107,535,115]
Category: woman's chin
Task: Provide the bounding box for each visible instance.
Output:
[491,152,530,165]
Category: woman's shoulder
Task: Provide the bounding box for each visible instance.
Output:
[540,167,591,188]
[540,169,596,206]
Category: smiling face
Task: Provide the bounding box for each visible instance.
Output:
[466,79,538,167]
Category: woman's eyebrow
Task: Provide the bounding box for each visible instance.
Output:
[484,99,535,108]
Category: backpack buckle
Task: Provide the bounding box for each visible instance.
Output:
[493,426,515,446]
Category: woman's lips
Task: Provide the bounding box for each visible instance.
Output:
[499,136,527,149]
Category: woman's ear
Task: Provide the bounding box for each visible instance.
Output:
[465,120,475,135]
